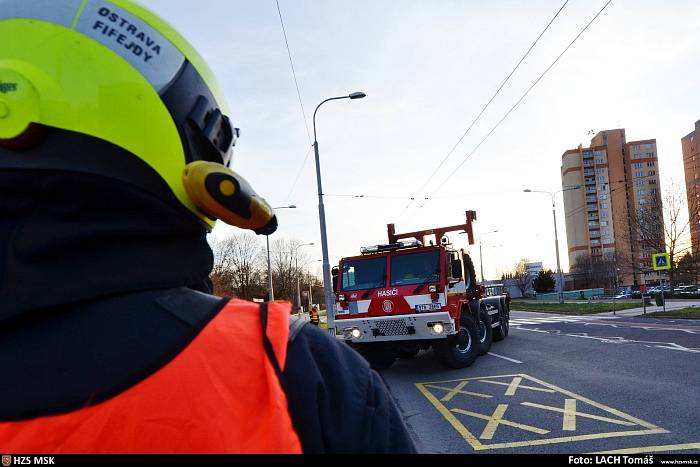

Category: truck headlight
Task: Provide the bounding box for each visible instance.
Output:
[351,328,362,339]
[430,322,445,334]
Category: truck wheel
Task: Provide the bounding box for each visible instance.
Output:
[358,347,396,370]
[494,298,509,341]
[477,307,493,355]
[437,315,479,369]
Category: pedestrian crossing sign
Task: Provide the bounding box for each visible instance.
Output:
[652,252,671,271]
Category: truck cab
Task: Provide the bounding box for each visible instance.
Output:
[330,212,510,370]
[334,241,466,341]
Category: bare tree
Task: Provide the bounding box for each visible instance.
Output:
[511,258,533,297]
[210,237,236,297]
[625,180,698,293]
[211,233,266,299]
[569,252,618,290]
[266,237,311,303]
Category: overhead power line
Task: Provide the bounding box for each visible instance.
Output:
[395,0,570,222]
[431,0,614,196]
[275,0,311,143]
[274,0,314,203]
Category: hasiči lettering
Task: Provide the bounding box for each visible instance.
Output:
[92,6,162,63]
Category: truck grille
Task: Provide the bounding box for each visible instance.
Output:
[374,319,409,336]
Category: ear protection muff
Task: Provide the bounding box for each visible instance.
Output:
[182,160,277,235]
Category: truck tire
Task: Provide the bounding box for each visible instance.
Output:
[357,345,396,371]
[463,253,477,296]
[437,314,479,369]
[493,298,509,341]
[477,306,493,355]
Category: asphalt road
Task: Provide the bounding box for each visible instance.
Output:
[380,311,700,454]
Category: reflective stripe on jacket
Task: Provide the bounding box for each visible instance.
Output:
[0,299,302,453]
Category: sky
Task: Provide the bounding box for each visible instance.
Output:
[141,0,700,279]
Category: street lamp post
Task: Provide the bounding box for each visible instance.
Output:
[294,242,315,312]
[479,230,499,283]
[524,186,581,303]
[267,205,296,301]
[313,91,366,333]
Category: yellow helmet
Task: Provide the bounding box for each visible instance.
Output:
[0,0,277,234]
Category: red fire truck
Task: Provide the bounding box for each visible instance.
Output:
[331,211,510,370]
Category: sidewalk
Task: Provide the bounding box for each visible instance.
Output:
[596,299,700,317]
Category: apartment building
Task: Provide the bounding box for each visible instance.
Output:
[682,119,700,252]
[561,129,663,287]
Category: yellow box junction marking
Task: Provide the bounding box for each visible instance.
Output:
[452,405,549,440]
[479,377,556,395]
[424,381,492,401]
[415,374,668,451]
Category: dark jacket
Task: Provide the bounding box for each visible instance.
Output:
[0,170,416,454]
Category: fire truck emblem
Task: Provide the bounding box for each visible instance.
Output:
[382,300,394,313]
[2,455,11,467]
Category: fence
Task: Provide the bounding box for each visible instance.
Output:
[534,288,604,301]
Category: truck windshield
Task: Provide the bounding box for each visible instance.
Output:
[391,250,440,286]
[341,257,387,291]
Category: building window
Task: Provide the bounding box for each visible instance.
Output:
[647,161,655,167]
[599,194,608,200]
[633,145,640,151]
[598,176,606,183]
[596,158,605,164]
[600,221,608,226]
[648,170,656,176]
[601,211,608,218]
[596,167,604,174]
[645,144,652,150]
[601,203,608,209]
[635,171,644,177]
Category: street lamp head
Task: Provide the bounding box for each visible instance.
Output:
[348,91,366,99]
[288,205,297,209]
[523,189,532,193]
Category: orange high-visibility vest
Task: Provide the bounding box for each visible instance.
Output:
[0,300,302,453]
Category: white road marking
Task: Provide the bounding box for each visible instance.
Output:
[509,316,615,327]
[487,352,523,364]
[516,327,700,353]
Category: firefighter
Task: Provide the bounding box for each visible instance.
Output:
[0,0,415,454]
[310,305,320,326]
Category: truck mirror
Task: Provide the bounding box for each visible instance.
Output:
[331,266,339,291]
[451,259,463,279]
